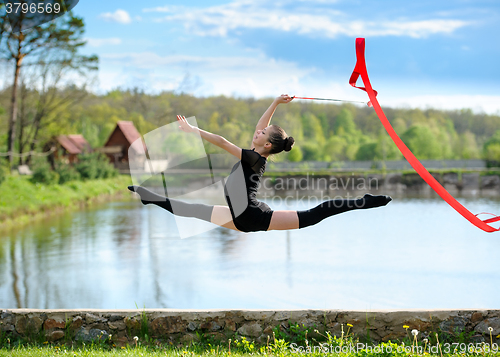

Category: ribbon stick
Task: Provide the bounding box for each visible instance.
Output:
[291,96,367,104]
[350,38,500,232]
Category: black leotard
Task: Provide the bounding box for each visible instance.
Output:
[224,148,273,232]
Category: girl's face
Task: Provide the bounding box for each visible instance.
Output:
[253,126,271,147]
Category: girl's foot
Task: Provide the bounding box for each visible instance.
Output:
[128,185,164,204]
[358,193,392,209]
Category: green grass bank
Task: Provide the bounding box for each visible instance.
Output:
[0,174,132,231]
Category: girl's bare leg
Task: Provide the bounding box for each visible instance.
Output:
[211,205,240,231]
[268,210,300,231]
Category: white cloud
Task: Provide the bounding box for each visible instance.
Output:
[148,1,469,39]
[384,94,500,115]
[99,51,317,98]
[99,9,132,24]
[86,38,122,47]
[98,50,500,114]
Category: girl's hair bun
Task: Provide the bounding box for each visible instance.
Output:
[284,136,295,152]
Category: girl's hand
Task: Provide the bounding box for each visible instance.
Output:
[275,94,293,104]
[177,115,197,133]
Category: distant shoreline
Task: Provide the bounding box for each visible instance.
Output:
[0,175,132,231]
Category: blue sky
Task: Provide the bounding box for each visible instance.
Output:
[72,0,500,113]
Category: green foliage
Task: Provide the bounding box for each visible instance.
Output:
[31,158,59,185]
[75,152,118,180]
[300,142,322,161]
[3,85,500,166]
[334,108,357,136]
[55,162,81,184]
[0,163,5,186]
[400,124,442,159]
[287,145,303,162]
[355,142,377,161]
[233,336,255,353]
[483,130,500,166]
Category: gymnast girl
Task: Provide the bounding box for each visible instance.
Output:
[128,94,392,232]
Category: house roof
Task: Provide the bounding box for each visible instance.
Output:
[104,121,145,154]
[56,135,81,154]
[116,121,141,145]
[68,134,91,152]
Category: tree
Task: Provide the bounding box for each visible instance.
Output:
[334,108,357,136]
[483,130,500,166]
[1,9,97,166]
[400,124,441,160]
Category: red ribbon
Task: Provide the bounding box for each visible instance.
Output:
[350,38,500,232]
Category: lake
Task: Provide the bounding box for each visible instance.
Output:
[1,192,499,310]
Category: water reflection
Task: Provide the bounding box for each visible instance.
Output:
[1,194,500,309]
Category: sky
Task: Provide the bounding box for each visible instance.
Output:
[58,0,500,113]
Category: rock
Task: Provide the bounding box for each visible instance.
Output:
[241,311,275,321]
[274,311,291,321]
[225,319,236,332]
[180,333,200,344]
[15,316,43,335]
[296,318,317,329]
[108,320,126,331]
[443,173,459,185]
[200,319,223,331]
[237,322,262,337]
[47,330,65,342]
[0,322,15,332]
[1,311,13,322]
[382,332,406,342]
[71,316,84,331]
[440,316,467,334]
[386,173,404,185]
[86,313,106,324]
[187,322,198,331]
[150,316,186,335]
[471,312,485,324]
[75,327,109,342]
[403,318,432,332]
[44,318,66,330]
[263,326,274,335]
[462,173,479,188]
[475,318,500,335]
[109,315,124,322]
[75,327,90,342]
[89,329,110,341]
[205,332,227,342]
[124,316,141,331]
[480,175,500,189]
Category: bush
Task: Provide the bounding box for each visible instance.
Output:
[31,158,59,185]
[75,152,118,180]
[0,164,5,186]
[55,162,81,184]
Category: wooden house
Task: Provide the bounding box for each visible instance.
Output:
[46,134,91,166]
[100,121,144,170]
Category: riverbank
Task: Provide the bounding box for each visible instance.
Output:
[0,175,132,231]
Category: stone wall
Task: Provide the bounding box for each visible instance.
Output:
[259,173,500,198]
[1,309,500,347]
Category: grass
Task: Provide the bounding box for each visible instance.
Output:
[0,174,132,230]
[1,320,499,357]
[1,332,499,357]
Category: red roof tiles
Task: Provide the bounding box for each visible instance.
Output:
[67,134,91,152]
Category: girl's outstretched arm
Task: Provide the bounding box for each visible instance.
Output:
[176,115,242,159]
[255,94,293,131]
